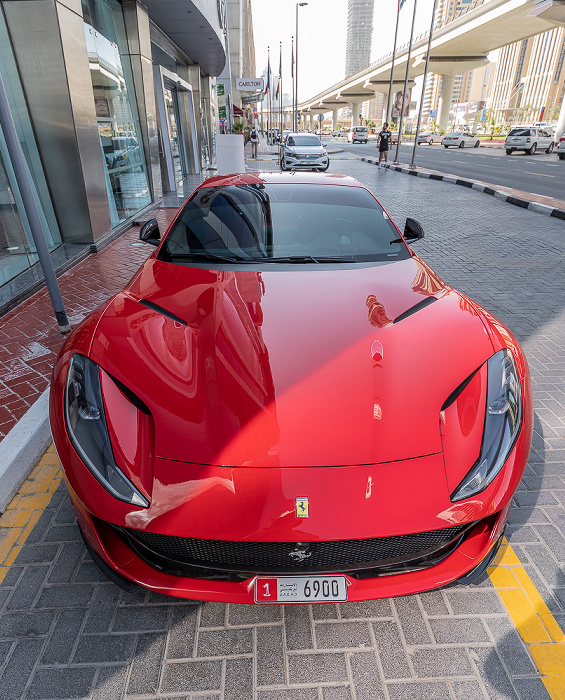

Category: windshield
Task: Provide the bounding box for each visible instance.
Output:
[158,183,409,264]
[287,135,321,147]
[508,128,531,137]
[355,128,368,133]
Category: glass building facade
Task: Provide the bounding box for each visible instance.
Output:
[0,0,225,309]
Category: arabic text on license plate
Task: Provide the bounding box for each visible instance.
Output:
[255,576,347,603]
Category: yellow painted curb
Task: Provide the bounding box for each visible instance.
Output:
[0,443,62,585]
[488,539,565,699]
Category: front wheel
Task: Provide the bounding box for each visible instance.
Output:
[280,157,288,171]
[319,161,330,172]
[474,140,480,148]
[528,143,537,155]
[459,141,465,148]
[546,142,554,154]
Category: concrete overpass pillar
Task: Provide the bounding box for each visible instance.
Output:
[352,102,362,127]
[309,114,314,131]
[332,109,338,131]
[438,76,454,132]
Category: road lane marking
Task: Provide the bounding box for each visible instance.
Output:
[0,444,62,583]
[489,538,565,699]
[525,172,555,178]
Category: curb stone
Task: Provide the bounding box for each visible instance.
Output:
[0,387,51,513]
[360,158,565,220]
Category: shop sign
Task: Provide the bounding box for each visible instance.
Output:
[236,78,264,91]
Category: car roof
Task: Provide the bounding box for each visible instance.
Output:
[197,172,364,189]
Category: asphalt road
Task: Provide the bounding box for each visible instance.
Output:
[332,138,565,201]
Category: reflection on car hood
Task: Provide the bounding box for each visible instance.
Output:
[90,257,493,468]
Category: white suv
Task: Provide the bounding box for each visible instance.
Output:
[557,134,565,160]
[505,127,554,155]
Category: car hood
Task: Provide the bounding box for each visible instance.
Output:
[90,256,493,468]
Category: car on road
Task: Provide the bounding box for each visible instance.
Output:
[347,126,369,143]
[280,133,329,171]
[442,132,480,148]
[417,131,439,145]
[558,134,565,160]
[50,171,532,604]
[504,127,554,155]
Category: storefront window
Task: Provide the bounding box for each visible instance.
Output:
[0,11,61,289]
[82,0,151,227]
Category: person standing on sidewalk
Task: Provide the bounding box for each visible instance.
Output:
[250,126,259,158]
[377,123,392,167]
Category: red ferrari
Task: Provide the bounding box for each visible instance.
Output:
[50,172,532,604]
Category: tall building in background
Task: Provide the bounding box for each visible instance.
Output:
[345,0,380,122]
[226,0,257,123]
[345,0,374,77]
[488,28,565,125]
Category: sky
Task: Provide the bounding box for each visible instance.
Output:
[249,0,436,105]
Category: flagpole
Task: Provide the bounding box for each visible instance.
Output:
[386,1,402,124]
[267,46,271,144]
[291,36,295,131]
[410,0,439,168]
[393,0,418,164]
[279,42,283,139]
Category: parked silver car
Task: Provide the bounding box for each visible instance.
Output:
[417,130,439,145]
[280,133,329,171]
[505,127,554,155]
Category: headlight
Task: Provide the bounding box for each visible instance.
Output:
[65,354,149,507]
[450,349,522,502]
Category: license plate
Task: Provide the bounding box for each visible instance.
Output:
[301,160,311,165]
[255,576,347,603]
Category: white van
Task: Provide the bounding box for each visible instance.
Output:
[347,127,369,144]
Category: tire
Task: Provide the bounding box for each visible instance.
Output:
[459,141,465,148]
[528,143,537,155]
[280,157,288,171]
[546,142,554,154]
[429,140,433,145]
[559,153,565,160]
[320,160,330,172]
[474,140,480,148]
[506,150,512,155]
[443,145,449,148]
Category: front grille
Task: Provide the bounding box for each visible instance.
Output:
[121,524,471,577]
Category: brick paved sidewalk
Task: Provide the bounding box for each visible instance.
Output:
[0,207,180,443]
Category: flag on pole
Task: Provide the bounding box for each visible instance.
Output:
[291,38,294,79]
[265,49,270,96]
[399,0,407,8]
[276,78,280,99]
[277,43,282,99]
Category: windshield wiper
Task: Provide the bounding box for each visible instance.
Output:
[389,238,404,245]
[163,251,248,263]
[250,255,356,264]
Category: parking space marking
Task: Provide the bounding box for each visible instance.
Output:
[0,444,62,584]
[489,539,565,699]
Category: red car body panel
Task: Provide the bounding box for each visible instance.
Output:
[49,172,533,602]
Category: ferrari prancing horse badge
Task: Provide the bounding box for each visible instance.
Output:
[296,497,309,518]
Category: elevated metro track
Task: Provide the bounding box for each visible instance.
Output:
[296,0,565,131]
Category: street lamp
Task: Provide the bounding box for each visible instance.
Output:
[295,2,308,132]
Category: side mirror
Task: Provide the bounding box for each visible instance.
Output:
[404,217,425,242]
[140,218,160,246]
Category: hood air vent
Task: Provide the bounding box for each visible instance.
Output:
[393,297,437,324]
[139,300,187,326]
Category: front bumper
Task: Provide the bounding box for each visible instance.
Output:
[283,153,328,168]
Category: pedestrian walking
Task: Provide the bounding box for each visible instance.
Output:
[377,123,392,167]
[250,126,259,158]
